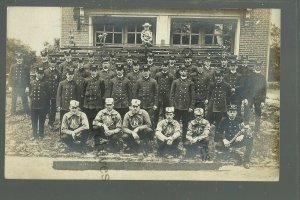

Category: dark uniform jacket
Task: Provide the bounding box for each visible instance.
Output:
[59,61,76,79]
[83,76,105,109]
[8,63,30,88]
[29,77,50,110]
[207,81,231,112]
[98,70,115,98]
[244,72,267,102]
[224,72,244,100]
[219,116,244,141]
[170,78,195,110]
[44,67,61,99]
[155,72,174,102]
[149,64,160,78]
[190,71,210,102]
[135,77,158,109]
[108,76,132,109]
[74,68,90,100]
[127,71,143,92]
[56,79,79,111]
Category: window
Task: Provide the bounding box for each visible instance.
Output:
[93,17,156,46]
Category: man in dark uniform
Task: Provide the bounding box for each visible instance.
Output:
[8,52,30,116]
[82,64,105,131]
[185,108,211,160]
[168,55,178,77]
[184,56,197,76]
[147,52,160,78]
[191,60,210,115]
[224,59,245,117]
[220,52,229,74]
[155,107,182,157]
[85,51,96,70]
[56,68,79,122]
[127,60,143,95]
[203,54,214,80]
[134,65,158,128]
[98,58,116,100]
[244,61,267,132]
[108,64,132,119]
[74,57,90,108]
[207,70,231,142]
[217,105,253,169]
[93,98,123,152]
[124,54,134,75]
[109,52,117,72]
[60,100,90,153]
[154,60,174,127]
[170,64,195,141]
[40,51,51,69]
[122,99,154,154]
[29,67,50,140]
[44,57,61,129]
[59,49,76,80]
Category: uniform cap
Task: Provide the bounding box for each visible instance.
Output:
[133,60,139,65]
[102,57,110,63]
[142,65,150,71]
[78,57,84,63]
[147,52,154,58]
[69,100,80,108]
[214,70,224,77]
[194,108,204,116]
[90,64,98,71]
[179,64,187,70]
[40,51,48,57]
[169,55,175,60]
[49,57,57,63]
[241,55,249,60]
[116,63,124,71]
[228,104,238,111]
[105,98,114,105]
[229,59,237,65]
[165,107,175,113]
[64,49,72,56]
[142,22,152,27]
[205,54,211,61]
[254,60,263,67]
[131,99,141,106]
[66,68,75,75]
[110,52,116,57]
[15,52,23,59]
[162,60,169,66]
[36,67,44,74]
[87,52,94,57]
[197,60,203,66]
[127,54,132,59]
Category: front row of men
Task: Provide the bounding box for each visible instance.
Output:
[57,98,253,169]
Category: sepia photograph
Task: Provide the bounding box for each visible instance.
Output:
[5,6,280,181]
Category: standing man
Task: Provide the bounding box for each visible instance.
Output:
[224,59,245,117]
[59,49,76,80]
[29,67,50,140]
[154,60,174,126]
[170,64,195,141]
[155,107,182,157]
[56,68,79,122]
[85,51,96,70]
[207,70,231,142]
[168,55,178,77]
[134,65,158,128]
[40,51,51,69]
[8,52,30,116]
[124,54,134,75]
[108,64,132,119]
[74,57,90,108]
[44,57,61,129]
[218,105,253,169]
[93,98,123,152]
[203,54,214,80]
[127,60,143,94]
[185,108,210,160]
[98,58,116,100]
[60,100,90,153]
[146,52,160,78]
[244,61,267,132]
[122,99,154,154]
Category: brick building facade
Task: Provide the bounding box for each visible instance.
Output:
[60,7,271,78]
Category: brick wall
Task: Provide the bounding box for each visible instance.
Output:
[61,7,89,47]
[239,9,271,73]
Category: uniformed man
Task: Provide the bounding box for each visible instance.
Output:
[40,51,51,69]
[44,57,61,129]
[224,59,245,117]
[56,68,80,122]
[8,52,30,116]
[185,108,210,160]
[217,105,253,169]
[203,54,214,80]
[220,52,229,74]
[184,56,197,76]
[170,64,195,141]
[237,55,251,77]
[60,100,90,153]
[124,54,134,75]
[155,107,181,157]
[168,55,178,77]
[74,57,90,108]
[85,51,96,70]
[207,70,231,142]
[122,99,154,154]
[108,63,132,119]
[127,60,143,94]
[59,49,76,80]
[134,65,158,128]
[109,52,117,72]
[98,58,116,99]
[154,60,174,126]
[82,64,105,130]
[146,52,160,78]
[244,61,267,132]
[29,67,50,140]
[191,60,210,115]
[93,98,123,152]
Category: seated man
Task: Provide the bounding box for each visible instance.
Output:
[155,107,181,157]
[60,100,90,153]
[92,98,123,152]
[185,108,210,160]
[122,99,154,155]
[217,105,253,169]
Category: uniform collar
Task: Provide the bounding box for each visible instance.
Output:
[128,110,142,116]
[102,108,117,115]
[65,111,82,118]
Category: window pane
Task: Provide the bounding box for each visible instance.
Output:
[97,25,104,31]
[137,25,144,32]
[105,24,113,32]
[172,34,181,44]
[114,25,122,32]
[182,35,190,45]
[114,33,122,44]
[128,24,135,32]
[223,35,232,46]
[191,25,199,34]
[191,35,199,44]
[105,33,113,44]
[128,34,135,44]
[205,35,213,45]
[204,25,214,34]
[136,33,142,44]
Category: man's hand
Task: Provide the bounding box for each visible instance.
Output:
[191,138,198,144]
[223,139,230,147]
[153,105,158,110]
[231,88,235,93]
[71,131,76,140]
[25,87,29,94]
[166,138,173,145]
[188,108,193,112]
[235,135,244,142]
[8,87,12,92]
[105,130,113,136]
[102,124,109,133]
[132,132,140,140]
[204,99,208,104]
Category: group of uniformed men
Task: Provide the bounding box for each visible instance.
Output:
[8,48,267,169]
